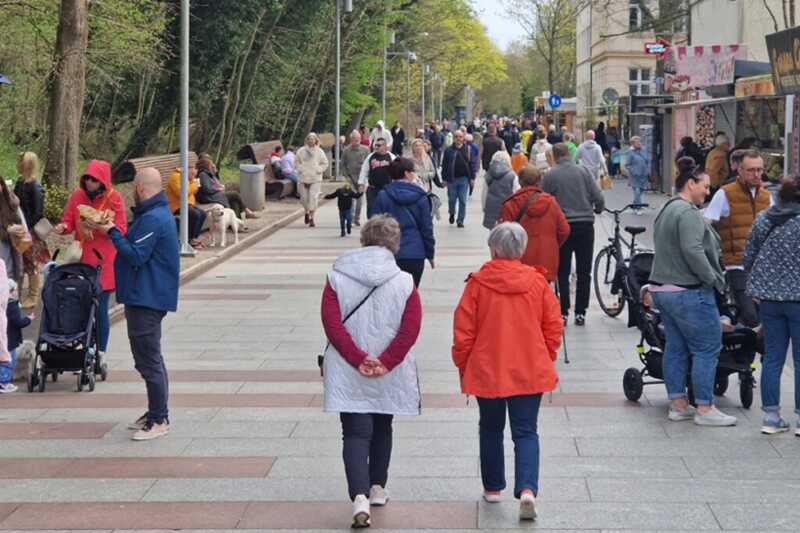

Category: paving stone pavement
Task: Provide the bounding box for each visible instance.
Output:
[1,179,798,531]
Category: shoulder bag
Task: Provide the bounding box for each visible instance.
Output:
[318,285,379,376]
[515,192,540,223]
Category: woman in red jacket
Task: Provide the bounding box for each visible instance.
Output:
[452,222,563,521]
[55,160,127,358]
[499,165,569,283]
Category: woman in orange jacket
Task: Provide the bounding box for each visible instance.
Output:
[451,222,563,521]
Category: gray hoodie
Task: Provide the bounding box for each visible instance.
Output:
[483,159,516,229]
[542,159,605,223]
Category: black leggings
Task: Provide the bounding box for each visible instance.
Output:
[340,413,393,500]
[396,258,425,288]
[225,191,246,220]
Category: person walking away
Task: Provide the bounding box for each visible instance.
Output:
[649,158,736,427]
[373,158,435,287]
[705,133,731,195]
[743,177,800,435]
[324,182,363,237]
[54,160,126,367]
[703,150,771,327]
[562,133,578,159]
[530,131,554,172]
[84,168,179,440]
[466,134,480,183]
[542,143,605,326]
[595,122,609,154]
[519,122,534,156]
[410,139,436,191]
[370,120,394,151]
[195,156,257,221]
[296,132,330,228]
[280,146,302,199]
[166,167,206,248]
[503,122,520,156]
[481,125,506,175]
[321,215,422,528]
[546,124,562,145]
[14,152,49,309]
[500,165,569,282]
[452,222,562,521]
[511,143,529,174]
[429,125,445,167]
[390,122,406,157]
[441,130,475,228]
[575,130,607,181]
[626,136,650,214]
[343,131,370,225]
[0,279,31,393]
[482,151,519,230]
[358,138,396,218]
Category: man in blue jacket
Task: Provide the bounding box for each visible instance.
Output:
[87,167,180,441]
[625,136,650,215]
[441,130,475,227]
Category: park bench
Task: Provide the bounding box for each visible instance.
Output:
[112,151,198,185]
[236,140,295,198]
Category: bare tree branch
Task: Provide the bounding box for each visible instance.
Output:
[763,0,780,32]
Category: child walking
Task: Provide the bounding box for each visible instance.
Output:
[324,182,363,237]
[0,280,33,393]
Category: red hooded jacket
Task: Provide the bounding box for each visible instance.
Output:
[499,186,570,282]
[60,160,127,291]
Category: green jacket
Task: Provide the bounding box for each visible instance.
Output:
[650,198,725,292]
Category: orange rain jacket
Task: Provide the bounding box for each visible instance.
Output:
[451,258,562,398]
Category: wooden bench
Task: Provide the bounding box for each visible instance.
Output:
[236,141,295,198]
[112,152,198,184]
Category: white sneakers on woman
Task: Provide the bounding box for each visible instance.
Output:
[369,485,389,506]
[352,495,370,529]
[519,491,537,521]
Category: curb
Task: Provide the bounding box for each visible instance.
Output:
[108,205,308,325]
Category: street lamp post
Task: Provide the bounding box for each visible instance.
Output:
[421,64,428,132]
[335,0,353,182]
[381,30,395,122]
[178,0,193,256]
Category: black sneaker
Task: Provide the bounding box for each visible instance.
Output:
[449,214,455,225]
[575,314,586,326]
[341,230,346,237]
[457,222,464,228]
[127,413,148,430]
[347,225,352,235]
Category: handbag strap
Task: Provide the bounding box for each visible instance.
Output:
[515,192,540,223]
[343,285,378,324]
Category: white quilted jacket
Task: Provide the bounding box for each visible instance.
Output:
[323,246,421,416]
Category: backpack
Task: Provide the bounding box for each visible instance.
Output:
[531,142,551,170]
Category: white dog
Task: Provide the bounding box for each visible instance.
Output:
[209,205,245,247]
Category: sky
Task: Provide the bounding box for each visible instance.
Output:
[470,0,528,52]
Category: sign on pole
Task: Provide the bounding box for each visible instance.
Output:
[644,38,671,59]
[548,94,562,109]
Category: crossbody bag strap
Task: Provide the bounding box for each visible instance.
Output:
[515,192,540,223]
[319,284,379,374]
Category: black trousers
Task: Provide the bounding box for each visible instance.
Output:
[173,206,207,240]
[225,191,246,220]
[125,305,169,422]
[366,186,380,218]
[340,413,394,501]
[727,269,760,327]
[557,221,595,316]
[396,258,425,288]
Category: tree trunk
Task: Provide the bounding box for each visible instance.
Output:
[44,0,89,189]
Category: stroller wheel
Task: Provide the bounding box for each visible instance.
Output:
[26,370,36,393]
[37,369,46,393]
[714,374,729,396]
[76,372,84,392]
[100,364,108,382]
[87,373,96,392]
[623,367,644,402]
[51,372,58,383]
[740,376,754,409]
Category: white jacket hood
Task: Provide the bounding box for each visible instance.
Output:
[331,246,401,288]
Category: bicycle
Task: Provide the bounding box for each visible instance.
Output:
[593,203,650,317]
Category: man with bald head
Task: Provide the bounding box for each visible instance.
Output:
[87,167,180,441]
[575,129,607,181]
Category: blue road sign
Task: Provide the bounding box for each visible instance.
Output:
[549,94,562,109]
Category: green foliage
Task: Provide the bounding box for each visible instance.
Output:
[43,183,71,224]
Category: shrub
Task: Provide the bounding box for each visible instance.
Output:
[43,184,71,223]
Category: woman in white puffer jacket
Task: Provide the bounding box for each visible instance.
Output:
[295,132,329,227]
[320,214,422,529]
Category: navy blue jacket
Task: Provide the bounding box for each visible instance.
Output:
[6,300,30,351]
[441,144,476,182]
[109,192,180,312]
[374,181,435,261]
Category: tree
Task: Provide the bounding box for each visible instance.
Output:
[44,0,89,188]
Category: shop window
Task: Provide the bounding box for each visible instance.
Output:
[629,68,652,96]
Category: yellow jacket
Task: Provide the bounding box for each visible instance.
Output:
[166,168,199,212]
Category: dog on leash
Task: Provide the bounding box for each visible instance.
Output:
[209,204,245,247]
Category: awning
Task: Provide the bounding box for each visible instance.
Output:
[655,94,783,110]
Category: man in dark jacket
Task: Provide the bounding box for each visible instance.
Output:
[441,130,475,227]
[88,167,180,441]
[542,144,605,326]
[502,122,520,155]
[480,124,505,173]
[428,125,444,167]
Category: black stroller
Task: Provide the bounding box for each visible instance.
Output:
[620,252,758,408]
[26,253,108,392]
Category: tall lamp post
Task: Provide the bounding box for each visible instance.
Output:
[335,0,353,182]
[421,64,429,132]
[382,30,396,122]
[178,0,193,256]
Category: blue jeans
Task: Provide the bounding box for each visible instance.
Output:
[759,301,800,417]
[477,394,542,498]
[652,289,722,405]
[447,176,470,224]
[98,291,112,353]
[338,208,353,234]
[632,185,643,206]
[0,349,16,385]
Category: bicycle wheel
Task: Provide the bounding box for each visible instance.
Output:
[593,246,626,317]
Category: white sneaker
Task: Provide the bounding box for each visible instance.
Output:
[694,406,737,427]
[667,405,695,422]
[519,491,537,521]
[369,484,388,506]
[0,383,18,393]
[352,494,371,528]
[482,491,502,503]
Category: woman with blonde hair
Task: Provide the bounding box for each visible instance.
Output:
[296,132,329,227]
[410,138,436,191]
[14,152,49,308]
[482,150,520,229]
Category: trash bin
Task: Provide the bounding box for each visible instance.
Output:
[239,163,265,211]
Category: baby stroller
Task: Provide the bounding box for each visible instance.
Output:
[620,252,758,408]
[26,251,107,392]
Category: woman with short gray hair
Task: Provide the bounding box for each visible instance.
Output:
[321,214,423,528]
[452,222,563,521]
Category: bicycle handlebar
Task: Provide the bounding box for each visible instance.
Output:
[604,203,649,215]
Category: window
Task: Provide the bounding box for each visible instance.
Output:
[672,0,689,34]
[629,1,642,31]
[629,68,652,96]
